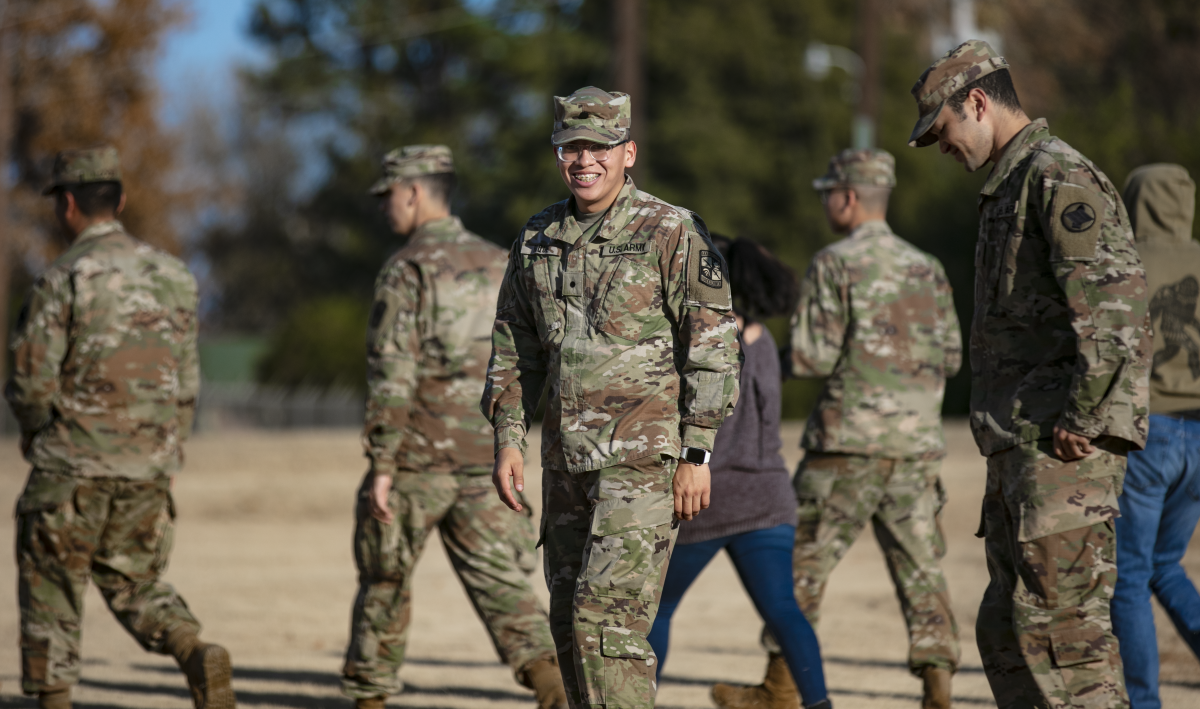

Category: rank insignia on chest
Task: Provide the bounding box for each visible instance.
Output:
[698,250,724,289]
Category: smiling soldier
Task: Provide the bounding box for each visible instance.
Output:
[481,86,741,709]
[909,40,1151,709]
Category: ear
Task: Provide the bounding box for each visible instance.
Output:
[116,191,127,216]
[61,190,78,216]
[623,141,638,168]
[968,87,989,121]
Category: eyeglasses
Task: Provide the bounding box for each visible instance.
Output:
[556,141,628,163]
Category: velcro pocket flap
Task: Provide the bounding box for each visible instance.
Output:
[601,626,654,660]
[1050,626,1106,668]
[15,472,79,516]
[591,492,675,537]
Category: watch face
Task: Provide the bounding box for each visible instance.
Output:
[684,448,707,464]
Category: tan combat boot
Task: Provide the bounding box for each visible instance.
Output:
[921,667,952,709]
[166,628,236,709]
[355,697,386,709]
[38,686,71,709]
[524,657,569,709]
[711,653,799,709]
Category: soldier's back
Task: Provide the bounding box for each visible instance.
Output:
[18,221,198,478]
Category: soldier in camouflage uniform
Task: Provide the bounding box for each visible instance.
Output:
[712,149,963,709]
[341,146,566,709]
[910,40,1151,709]
[6,147,234,709]
[482,87,741,709]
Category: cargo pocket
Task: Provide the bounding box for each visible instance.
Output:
[151,485,177,576]
[583,493,675,600]
[601,626,655,702]
[793,458,838,545]
[355,482,408,581]
[1050,626,1106,668]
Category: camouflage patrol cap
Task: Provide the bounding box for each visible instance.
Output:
[812,148,896,190]
[42,145,122,195]
[369,144,455,195]
[551,87,631,146]
[908,39,1010,148]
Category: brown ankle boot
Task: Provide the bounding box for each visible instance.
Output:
[921,666,952,709]
[524,657,568,709]
[168,630,235,709]
[355,697,386,709]
[711,653,799,709]
[38,686,71,709]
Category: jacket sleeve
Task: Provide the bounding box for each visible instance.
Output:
[788,251,848,378]
[362,261,424,475]
[176,277,201,443]
[481,240,548,455]
[4,272,70,437]
[660,224,741,452]
[1036,164,1151,439]
[934,260,963,379]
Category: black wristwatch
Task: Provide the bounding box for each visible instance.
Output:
[681,447,712,465]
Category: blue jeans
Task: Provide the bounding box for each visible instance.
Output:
[1112,414,1200,709]
[647,524,827,706]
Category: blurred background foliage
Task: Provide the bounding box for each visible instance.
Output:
[5,0,1200,417]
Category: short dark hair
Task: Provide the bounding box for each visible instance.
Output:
[946,68,1022,118]
[709,234,799,321]
[62,181,123,217]
[412,172,457,206]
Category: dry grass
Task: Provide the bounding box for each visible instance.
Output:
[0,423,1196,708]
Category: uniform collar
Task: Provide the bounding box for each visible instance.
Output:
[73,219,124,245]
[407,216,464,245]
[550,176,639,246]
[846,219,893,240]
[981,118,1049,197]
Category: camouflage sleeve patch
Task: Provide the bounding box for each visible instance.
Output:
[1049,177,1106,262]
[685,230,732,310]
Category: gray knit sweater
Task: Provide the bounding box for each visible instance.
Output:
[678,327,798,545]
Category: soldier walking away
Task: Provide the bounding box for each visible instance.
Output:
[482,87,741,709]
[5,146,234,709]
[712,149,963,709]
[910,40,1151,709]
[1112,164,1200,709]
[341,146,566,709]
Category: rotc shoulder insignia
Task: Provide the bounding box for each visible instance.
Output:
[699,250,723,288]
[686,231,732,310]
[1049,179,1107,262]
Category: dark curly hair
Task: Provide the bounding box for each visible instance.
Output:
[709,233,799,321]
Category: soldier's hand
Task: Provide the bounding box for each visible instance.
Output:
[673,462,711,521]
[493,447,526,512]
[1053,426,1095,461]
[370,473,395,524]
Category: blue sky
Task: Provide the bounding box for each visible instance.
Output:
[156,0,266,123]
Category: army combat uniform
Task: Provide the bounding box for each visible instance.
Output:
[6,147,227,705]
[342,146,559,701]
[910,41,1151,709]
[482,88,741,708]
[782,150,963,677]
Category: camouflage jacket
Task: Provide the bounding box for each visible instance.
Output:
[364,217,507,475]
[5,221,199,479]
[972,119,1151,455]
[482,177,741,472]
[789,220,962,458]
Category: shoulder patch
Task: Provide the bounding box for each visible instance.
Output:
[1049,179,1106,262]
[686,231,732,310]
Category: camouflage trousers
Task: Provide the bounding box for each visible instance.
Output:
[765,453,960,674]
[542,455,678,709]
[978,438,1129,709]
[15,470,201,694]
[341,471,556,699]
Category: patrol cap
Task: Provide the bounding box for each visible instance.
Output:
[369,144,455,195]
[551,87,631,146]
[812,148,896,190]
[908,39,1010,148]
[42,145,122,195]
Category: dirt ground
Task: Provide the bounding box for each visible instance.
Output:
[0,422,1197,708]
